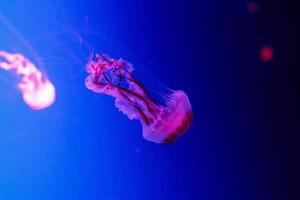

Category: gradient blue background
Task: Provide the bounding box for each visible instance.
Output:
[0,0,299,199]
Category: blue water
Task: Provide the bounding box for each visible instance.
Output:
[1,0,298,199]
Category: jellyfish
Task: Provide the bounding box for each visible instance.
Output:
[85,54,193,144]
[0,51,55,110]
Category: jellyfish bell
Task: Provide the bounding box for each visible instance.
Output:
[85,53,193,144]
[20,79,56,110]
[142,90,193,144]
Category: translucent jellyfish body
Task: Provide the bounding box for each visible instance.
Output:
[0,51,55,110]
[85,54,193,144]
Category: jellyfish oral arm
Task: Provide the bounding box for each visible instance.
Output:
[0,51,55,110]
[85,54,193,143]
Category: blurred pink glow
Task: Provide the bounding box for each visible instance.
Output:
[247,2,259,13]
[0,51,55,110]
[85,54,193,144]
[260,46,274,62]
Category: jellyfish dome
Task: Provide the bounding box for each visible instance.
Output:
[20,77,56,110]
[85,53,193,144]
[142,90,193,143]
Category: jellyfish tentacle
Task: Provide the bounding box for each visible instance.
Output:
[115,85,159,117]
[94,71,158,120]
[117,65,158,103]
[95,64,160,118]
[114,65,160,115]
[118,89,151,125]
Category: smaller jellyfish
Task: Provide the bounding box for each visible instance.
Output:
[0,51,55,110]
[260,45,274,62]
[85,54,193,144]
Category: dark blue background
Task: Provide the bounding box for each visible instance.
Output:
[0,0,299,199]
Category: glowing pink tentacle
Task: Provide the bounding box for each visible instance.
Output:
[97,67,160,118]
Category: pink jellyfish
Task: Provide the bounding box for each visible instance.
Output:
[85,54,193,144]
[0,51,55,110]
